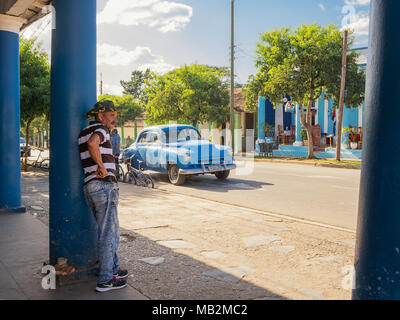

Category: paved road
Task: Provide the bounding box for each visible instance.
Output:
[140,160,361,231]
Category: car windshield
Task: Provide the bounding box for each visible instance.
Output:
[164,128,201,143]
[20,138,26,144]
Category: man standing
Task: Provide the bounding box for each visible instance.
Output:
[111,129,121,180]
[78,100,128,292]
[126,136,133,148]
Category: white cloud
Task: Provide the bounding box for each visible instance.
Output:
[97,43,176,74]
[319,4,326,12]
[98,0,193,33]
[344,0,370,6]
[99,82,124,96]
[342,0,370,44]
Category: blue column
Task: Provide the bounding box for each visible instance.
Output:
[257,97,266,140]
[327,99,335,135]
[343,106,359,129]
[0,30,25,214]
[353,0,400,300]
[49,0,98,275]
[318,92,325,134]
[294,104,302,145]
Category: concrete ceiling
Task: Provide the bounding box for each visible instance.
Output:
[0,0,52,31]
[0,0,18,14]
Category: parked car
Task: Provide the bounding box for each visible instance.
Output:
[20,138,31,157]
[120,125,236,185]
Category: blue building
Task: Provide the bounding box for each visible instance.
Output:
[256,47,368,160]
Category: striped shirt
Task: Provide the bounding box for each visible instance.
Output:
[78,121,117,184]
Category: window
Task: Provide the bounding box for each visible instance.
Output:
[148,132,161,144]
[165,128,201,143]
[138,132,148,143]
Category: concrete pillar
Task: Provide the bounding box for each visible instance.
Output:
[353,0,400,300]
[0,15,26,214]
[233,112,242,154]
[318,92,326,134]
[293,104,303,146]
[257,97,266,140]
[49,0,98,276]
[134,119,138,140]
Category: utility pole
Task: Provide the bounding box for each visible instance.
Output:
[100,72,103,96]
[336,30,348,161]
[230,0,235,152]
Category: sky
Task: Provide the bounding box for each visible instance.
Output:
[22,0,371,96]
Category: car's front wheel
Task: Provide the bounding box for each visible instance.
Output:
[168,164,185,185]
[215,170,230,180]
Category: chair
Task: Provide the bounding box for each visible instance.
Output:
[277,125,285,144]
[289,125,296,144]
[358,127,363,149]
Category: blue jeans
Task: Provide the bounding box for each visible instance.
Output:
[84,180,120,284]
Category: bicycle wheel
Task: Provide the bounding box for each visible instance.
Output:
[117,165,124,182]
[143,174,154,189]
[124,172,137,185]
[39,158,50,169]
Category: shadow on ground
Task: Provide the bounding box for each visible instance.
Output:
[148,172,274,193]
[19,170,284,300]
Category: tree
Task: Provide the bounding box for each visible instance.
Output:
[248,24,365,158]
[20,38,50,168]
[144,64,230,127]
[98,94,143,127]
[243,74,264,113]
[120,69,154,104]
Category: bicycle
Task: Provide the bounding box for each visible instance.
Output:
[115,156,124,182]
[123,154,154,188]
[30,149,50,169]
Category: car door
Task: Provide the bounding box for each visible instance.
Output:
[135,131,148,169]
[146,131,162,171]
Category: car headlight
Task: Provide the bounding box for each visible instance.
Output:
[183,152,191,163]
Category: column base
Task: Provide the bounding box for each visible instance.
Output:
[0,206,26,214]
[56,263,99,287]
[293,141,304,147]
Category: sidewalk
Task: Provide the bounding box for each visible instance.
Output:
[0,211,147,300]
[2,169,357,300]
[238,152,362,170]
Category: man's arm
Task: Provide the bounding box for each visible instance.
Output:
[87,133,107,178]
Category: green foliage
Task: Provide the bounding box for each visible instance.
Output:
[98,94,143,127]
[341,127,356,143]
[246,24,365,157]
[120,69,154,104]
[300,128,308,141]
[264,123,275,137]
[144,64,230,126]
[20,38,50,128]
[244,75,264,112]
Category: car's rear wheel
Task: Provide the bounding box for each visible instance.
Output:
[215,170,230,180]
[168,164,185,185]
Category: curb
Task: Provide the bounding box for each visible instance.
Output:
[236,156,361,170]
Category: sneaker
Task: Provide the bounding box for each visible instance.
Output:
[96,277,127,292]
[113,269,129,280]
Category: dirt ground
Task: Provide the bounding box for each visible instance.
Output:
[21,170,356,300]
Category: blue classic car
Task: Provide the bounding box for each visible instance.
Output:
[120,125,236,185]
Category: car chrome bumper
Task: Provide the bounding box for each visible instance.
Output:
[179,163,236,175]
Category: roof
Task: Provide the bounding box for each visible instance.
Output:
[140,124,196,132]
[0,0,52,32]
[350,47,368,66]
[233,88,247,113]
